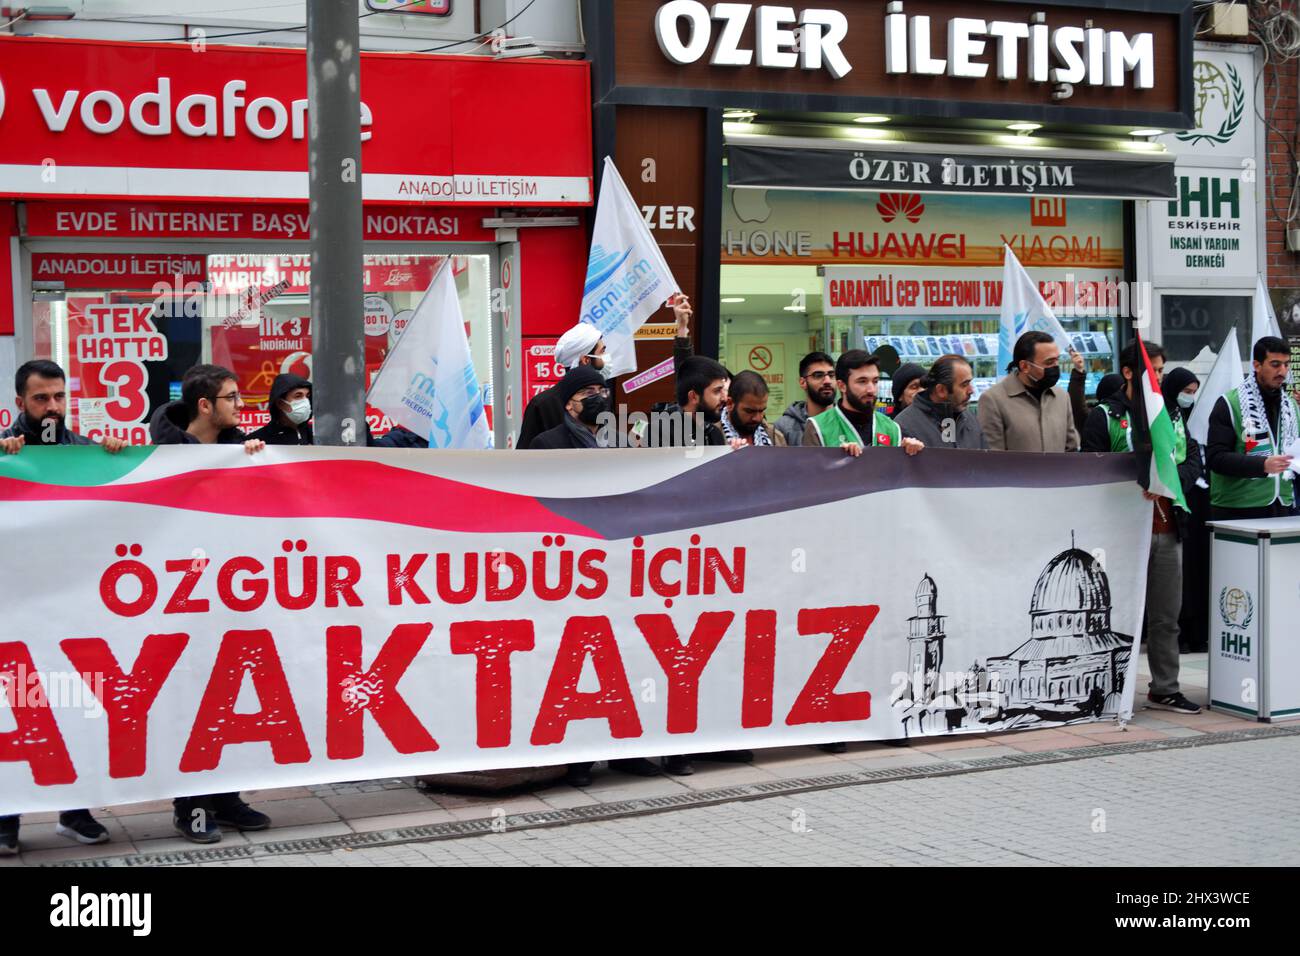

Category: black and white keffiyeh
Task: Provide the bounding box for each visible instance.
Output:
[1238,372,1299,453]
[719,410,772,446]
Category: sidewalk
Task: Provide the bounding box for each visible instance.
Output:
[0,651,1264,866]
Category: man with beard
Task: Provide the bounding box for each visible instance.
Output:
[148,363,270,843]
[652,355,729,447]
[895,354,987,449]
[801,350,924,458]
[978,331,1079,453]
[774,352,835,446]
[714,371,786,446]
[1,360,127,454]
[0,360,123,855]
[1206,335,1297,520]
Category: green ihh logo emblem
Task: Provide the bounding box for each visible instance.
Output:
[1177,60,1245,147]
[1218,586,1253,659]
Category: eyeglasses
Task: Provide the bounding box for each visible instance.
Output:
[216,392,241,403]
[575,386,610,400]
[805,371,835,381]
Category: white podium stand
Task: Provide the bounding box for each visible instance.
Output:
[1205,516,1300,722]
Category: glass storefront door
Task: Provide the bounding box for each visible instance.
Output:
[29,249,498,445]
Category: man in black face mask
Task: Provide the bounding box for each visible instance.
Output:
[528,366,613,448]
[978,331,1080,452]
[896,354,987,449]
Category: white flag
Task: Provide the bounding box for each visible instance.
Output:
[998,245,1073,373]
[579,156,680,377]
[1252,275,1283,348]
[1186,326,1244,448]
[366,259,491,449]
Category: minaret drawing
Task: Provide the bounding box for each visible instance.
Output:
[905,573,945,706]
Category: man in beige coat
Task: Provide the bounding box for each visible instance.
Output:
[979,331,1080,452]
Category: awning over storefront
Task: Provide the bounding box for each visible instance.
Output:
[727,141,1176,200]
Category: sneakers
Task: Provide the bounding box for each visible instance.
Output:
[56,809,110,845]
[212,798,271,831]
[1147,692,1202,714]
[565,764,594,788]
[173,808,222,844]
[0,816,18,856]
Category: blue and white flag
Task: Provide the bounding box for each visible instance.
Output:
[998,245,1073,372]
[366,259,491,449]
[579,156,680,377]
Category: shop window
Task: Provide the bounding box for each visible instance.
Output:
[30,253,494,445]
[1159,294,1251,368]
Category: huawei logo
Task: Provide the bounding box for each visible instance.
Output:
[876,192,924,223]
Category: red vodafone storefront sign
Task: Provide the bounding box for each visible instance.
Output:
[0,36,592,204]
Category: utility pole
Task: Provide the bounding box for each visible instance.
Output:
[306,0,365,445]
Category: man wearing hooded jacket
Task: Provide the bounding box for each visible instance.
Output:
[149,364,271,842]
[248,373,313,445]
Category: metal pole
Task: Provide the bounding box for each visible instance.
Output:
[307,0,365,446]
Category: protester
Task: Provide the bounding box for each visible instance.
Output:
[527,366,613,449]
[802,350,924,457]
[518,296,693,449]
[774,351,835,446]
[1,359,125,455]
[149,364,270,842]
[978,331,1080,452]
[895,354,987,450]
[1206,336,1297,520]
[713,370,786,447]
[0,359,124,855]
[888,362,926,418]
[149,364,265,453]
[1095,373,1125,406]
[247,373,313,445]
[652,355,729,448]
[1082,341,1201,714]
[1162,367,1209,653]
[1067,347,1090,436]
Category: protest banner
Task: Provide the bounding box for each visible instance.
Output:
[0,445,1150,813]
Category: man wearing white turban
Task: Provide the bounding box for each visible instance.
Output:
[517,295,694,448]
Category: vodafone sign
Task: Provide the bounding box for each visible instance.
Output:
[0,36,592,205]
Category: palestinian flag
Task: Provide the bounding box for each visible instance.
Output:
[1135,335,1188,512]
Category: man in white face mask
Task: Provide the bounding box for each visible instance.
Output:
[249,373,314,445]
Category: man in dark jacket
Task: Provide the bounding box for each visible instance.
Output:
[528,366,612,449]
[0,359,122,855]
[149,364,263,451]
[248,373,313,445]
[1205,336,1297,521]
[523,365,659,785]
[1081,340,1201,716]
[774,351,835,446]
[148,363,270,842]
[896,355,987,450]
[1,359,126,454]
[518,295,694,448]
